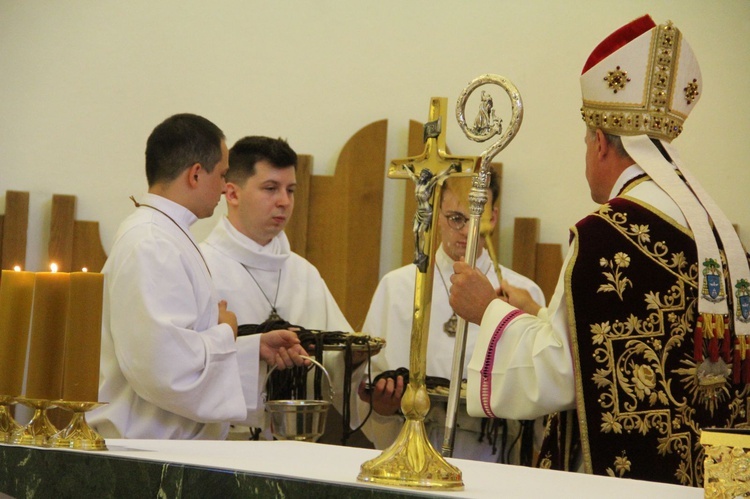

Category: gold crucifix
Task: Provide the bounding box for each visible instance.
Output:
[358,97,478,490]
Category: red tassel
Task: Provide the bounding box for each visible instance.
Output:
[734,344,742,384]
[709,336,720,362]
[694,317,704,361]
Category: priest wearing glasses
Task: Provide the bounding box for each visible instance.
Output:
[358,168,545,463]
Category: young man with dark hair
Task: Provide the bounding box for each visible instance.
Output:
[201,136,367,440]
[91,116,307,440]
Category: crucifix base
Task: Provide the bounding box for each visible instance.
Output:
[357,385,464,490]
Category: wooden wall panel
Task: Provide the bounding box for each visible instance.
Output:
[72,221,107,272]
[535,243,563,305]
[1,191,30,270]
[306,120,387,330]
[49,194,76,271]
[49,194,108,272]
[285,154,311,257]
[512,217,540,281]
[307,174,345,302]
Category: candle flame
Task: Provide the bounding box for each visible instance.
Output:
[13,265,21,272]
[50,263,58,273]
[82,267,88,272]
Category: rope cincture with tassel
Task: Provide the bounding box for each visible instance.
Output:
[695,312,730,364]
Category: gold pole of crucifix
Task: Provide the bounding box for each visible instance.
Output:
[357,97,478,490]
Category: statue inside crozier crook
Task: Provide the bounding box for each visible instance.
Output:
[357,96,477,490]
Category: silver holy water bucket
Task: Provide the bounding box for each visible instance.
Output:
[264,356,333,442]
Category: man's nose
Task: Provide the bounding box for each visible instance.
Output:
[277,191,291,206]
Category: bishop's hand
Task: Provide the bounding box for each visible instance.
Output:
[449,260,497,325]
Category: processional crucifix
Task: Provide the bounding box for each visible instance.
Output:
[357,96,477,489]
[358,76,523,491]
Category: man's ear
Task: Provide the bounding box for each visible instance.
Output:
[595,128,609,160]
[224,182,240,206]
[489,205,499,229]
[187,163,202,188]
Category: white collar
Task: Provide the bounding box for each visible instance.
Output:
[435,244,492,278]
[609,164,646,200]
[203,216,290,271]
[140,192,198,230]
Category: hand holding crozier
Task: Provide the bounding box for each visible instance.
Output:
[449,260,497,325]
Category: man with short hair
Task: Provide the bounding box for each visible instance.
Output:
[450,16,750,486]
[358,168,546,463]
[91,114,307,440]
[201,136,366,440]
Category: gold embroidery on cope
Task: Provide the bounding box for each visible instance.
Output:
[606,451,632,478]
[598,252,633,300]
[596,204,696,286]
[589,201,750,485]
[590,204,713,485]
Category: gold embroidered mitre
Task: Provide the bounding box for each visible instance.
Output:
[580,15,701,142]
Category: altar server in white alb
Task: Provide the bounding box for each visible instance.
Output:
[91,114,308,440]
[450,16,750,486]
[358,169,546,463]
[200,136,368,439]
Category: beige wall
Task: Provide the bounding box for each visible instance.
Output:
[1,0,748,275]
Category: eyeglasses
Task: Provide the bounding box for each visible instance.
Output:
[442,211,470,231]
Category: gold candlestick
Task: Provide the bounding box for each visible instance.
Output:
[0,395,21,443]
[10,397,58,446]
[48,400,107,450]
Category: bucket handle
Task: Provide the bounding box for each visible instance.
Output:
[264,355,334,403]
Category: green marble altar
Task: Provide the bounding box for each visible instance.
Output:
[0,438,703,498]
[0,443,417,498]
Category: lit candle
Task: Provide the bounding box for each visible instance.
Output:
[25,264,70,400]
[61,269,104,402]
[0,267,36,396]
